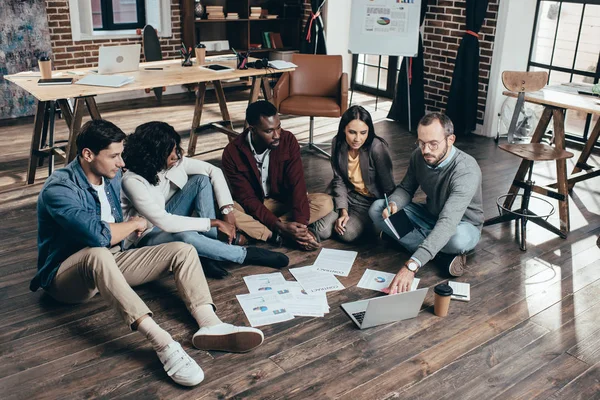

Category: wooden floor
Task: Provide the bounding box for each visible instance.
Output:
[1,89,600,400]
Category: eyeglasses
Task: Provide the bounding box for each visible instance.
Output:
[415,139,444,151]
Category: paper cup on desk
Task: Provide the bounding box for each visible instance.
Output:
[38,57,52,79]
[195,47,206,65]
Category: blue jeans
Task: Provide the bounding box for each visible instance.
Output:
[368,200,480,256]
[138,175,246,264]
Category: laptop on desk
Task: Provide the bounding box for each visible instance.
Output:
[98,44,141,74]
[341,288,428,329]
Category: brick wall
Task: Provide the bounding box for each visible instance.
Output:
[422,0,499,125]
[45,0,182,70]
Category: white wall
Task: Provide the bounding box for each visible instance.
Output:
[323,0,353,79]
[481,0,538,137]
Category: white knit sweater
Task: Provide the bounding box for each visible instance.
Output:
[121,156,233,248]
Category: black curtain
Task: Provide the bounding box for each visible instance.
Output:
[300,0,327,54]
[445,0,490,136]
[387,0,428,131]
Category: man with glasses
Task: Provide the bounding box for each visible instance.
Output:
[368,112,483,294]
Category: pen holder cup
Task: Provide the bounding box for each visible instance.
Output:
[182,56,193,67]
[236,54,249,70]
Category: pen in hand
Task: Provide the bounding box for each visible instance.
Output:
[385,193,391,217]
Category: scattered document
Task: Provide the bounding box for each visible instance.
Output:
[314,248,357,277]
[268,60,298,70]
[289,266,344,294]
[273,282,329,317]
[75,74,135,88]
[448,281,470,302]
[357,269,420,292]
[243,272,287,293]
[236,292,294,327]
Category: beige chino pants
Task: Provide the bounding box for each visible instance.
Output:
[46,242,213,329]
[232,193,334,241]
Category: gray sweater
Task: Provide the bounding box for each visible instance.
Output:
[390,147,484,265]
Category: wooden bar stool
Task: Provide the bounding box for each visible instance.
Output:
[485,71,574,250]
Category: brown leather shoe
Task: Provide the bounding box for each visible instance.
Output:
[448,254,466,277]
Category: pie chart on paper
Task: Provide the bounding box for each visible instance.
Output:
[377,17,391,25]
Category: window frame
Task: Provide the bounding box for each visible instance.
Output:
[95,0,146,31]
[351,54,401,99]
[527,0,600,143]
[68,0,172,41]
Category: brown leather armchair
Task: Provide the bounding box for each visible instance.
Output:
[273,54,348,157]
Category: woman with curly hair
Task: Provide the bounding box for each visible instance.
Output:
[313,105,395,242]
[121,121,288,278]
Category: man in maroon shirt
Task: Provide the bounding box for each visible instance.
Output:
[222,101,333,250]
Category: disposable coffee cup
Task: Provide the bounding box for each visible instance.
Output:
[38,56,52,79]
[195,46,206,65]
[433,283,453,317]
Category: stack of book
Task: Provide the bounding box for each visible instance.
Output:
[226,12,239,20]
[250,7,262,19]
[206,6,225,19]
[262,32,284,49]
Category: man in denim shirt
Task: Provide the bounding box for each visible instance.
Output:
[31,120,264,387]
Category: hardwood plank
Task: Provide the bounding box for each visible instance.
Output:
[494,353,589,400]
[548,362,600,400]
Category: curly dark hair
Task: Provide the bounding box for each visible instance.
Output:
[123,121,183,185]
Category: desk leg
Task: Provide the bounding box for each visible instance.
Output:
[65,97,86,165]
[213,80,233,131]
[26,101,48,184]
[569,116,600,189]
[243,77,263,131]
[261,77,273,103]
[85,97,102,120]
[188,82,207,157]
[552,108,570,235]
[38,102,51,167]
[503,106,553,210]
[57,99,73,128]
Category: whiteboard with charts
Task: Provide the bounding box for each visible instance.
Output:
[348,0,422,57]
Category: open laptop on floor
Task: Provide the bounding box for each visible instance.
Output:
[98,44,141,74]
[341,288,428,329]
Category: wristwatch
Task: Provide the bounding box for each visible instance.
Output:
[221,205,234,215]
[406,260,419,273]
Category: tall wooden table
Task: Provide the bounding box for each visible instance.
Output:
[5,59,294,184]
[501,85,600,236]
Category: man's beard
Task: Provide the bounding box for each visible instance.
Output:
[423,143,448,167]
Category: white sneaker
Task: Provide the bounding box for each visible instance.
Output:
[192,323,264,353]
[156,341,204,387]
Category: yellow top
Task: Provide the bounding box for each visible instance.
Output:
[348,152,372,197]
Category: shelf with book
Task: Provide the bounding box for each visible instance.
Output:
[181,0,302,56]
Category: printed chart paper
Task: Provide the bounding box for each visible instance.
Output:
[314,248,358,277]
[243,272,287,293]
[289,266,345,294]
[236,292,294,327]
[357,269,420,292]
[272,282,329,317]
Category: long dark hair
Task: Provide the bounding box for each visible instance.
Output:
[332,105,385,171]
[123,121,183,185]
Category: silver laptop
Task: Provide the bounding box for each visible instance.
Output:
[341,288,429,329]
[98,44,141,74]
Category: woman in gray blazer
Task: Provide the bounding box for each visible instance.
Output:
[314,105,395,242]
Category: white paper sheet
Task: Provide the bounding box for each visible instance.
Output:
[313,248,358,277]
[243,272,287,293]
[289,266,345,294]
[384,218,400,239]
[272,282,329,317]
[236,292,294,327]
[357,269,420,292]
